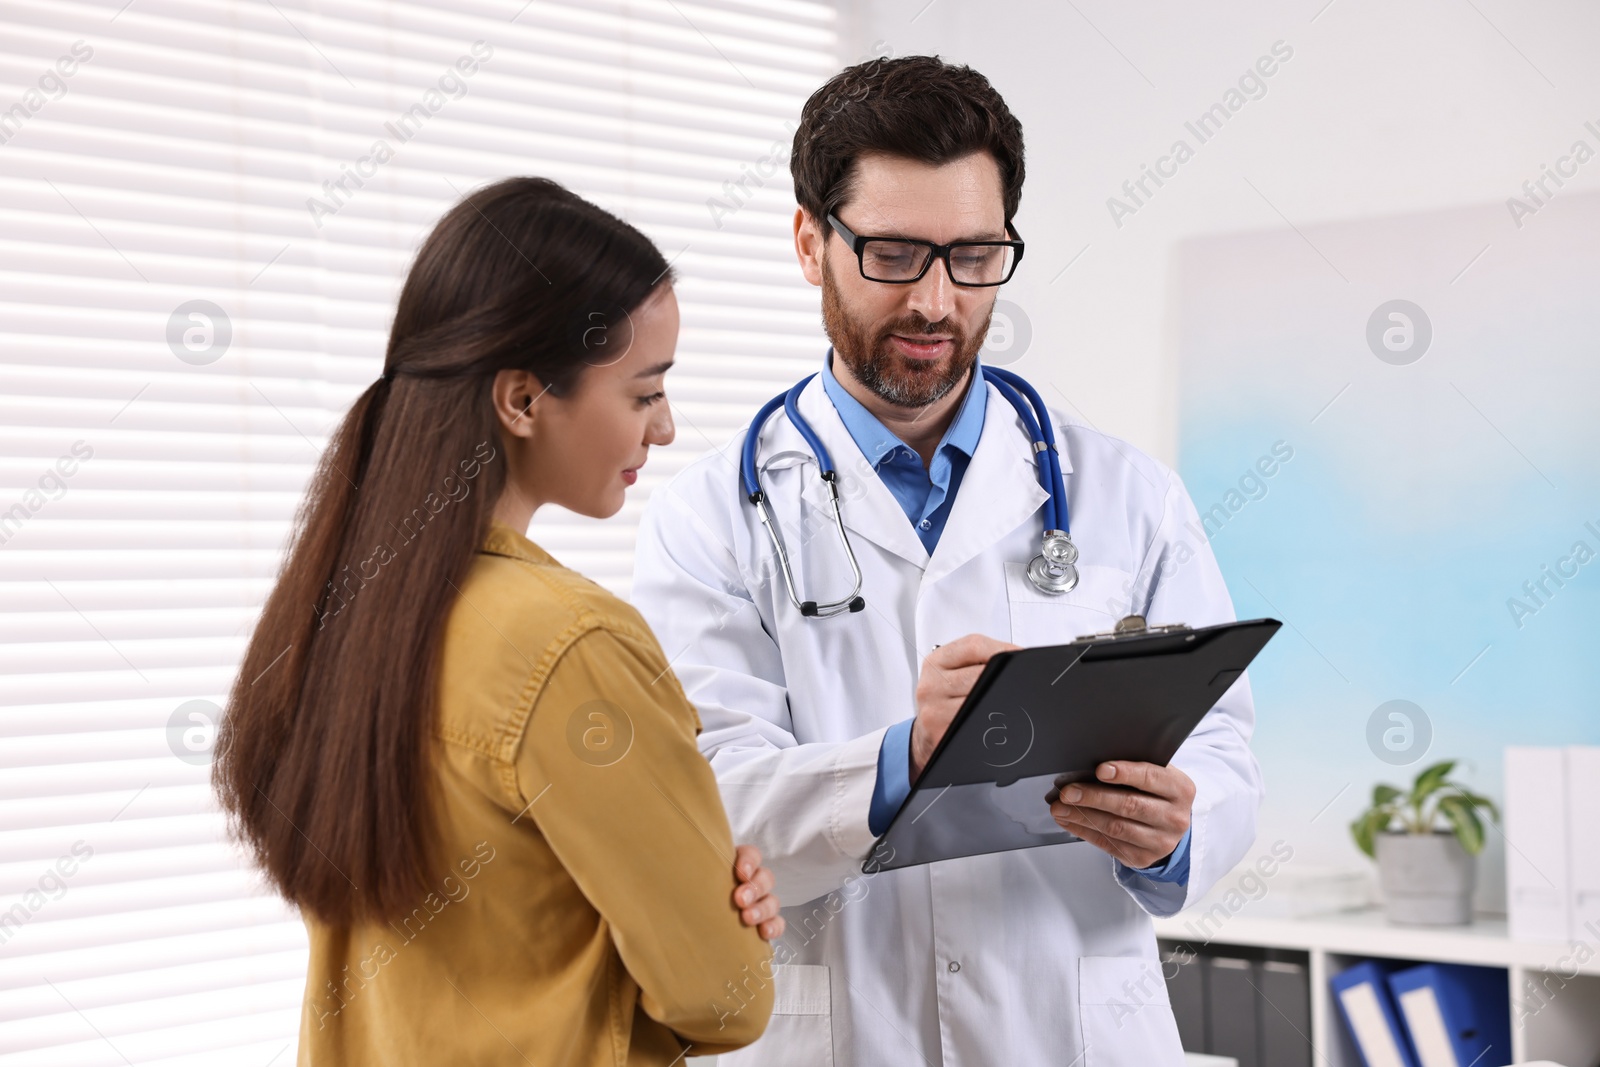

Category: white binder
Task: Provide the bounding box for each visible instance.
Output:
[1566,745,1600,941]
[1504,747,1570,942]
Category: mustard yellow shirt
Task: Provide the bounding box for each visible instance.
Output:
[297,521,773,1065]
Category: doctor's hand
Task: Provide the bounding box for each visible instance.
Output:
[911,634,1021,780]
[733,844,784,942]
[1048,761,1195,870]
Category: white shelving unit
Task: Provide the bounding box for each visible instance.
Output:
[1154,908,1600,1067]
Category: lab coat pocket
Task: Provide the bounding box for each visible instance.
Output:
[1077,955,1185,1067]
[715,964,833,1067]
[1003,562,1135,646]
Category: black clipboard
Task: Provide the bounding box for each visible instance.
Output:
[863,615,1281,873]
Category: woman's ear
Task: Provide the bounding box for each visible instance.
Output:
[491,369,547,439]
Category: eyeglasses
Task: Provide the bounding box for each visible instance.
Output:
[826,212,1024,287]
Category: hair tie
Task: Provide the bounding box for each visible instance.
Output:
[380,369,394,384]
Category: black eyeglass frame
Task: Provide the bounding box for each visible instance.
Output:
[826,212,1025,287]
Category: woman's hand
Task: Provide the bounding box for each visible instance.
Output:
[732,844,784,941]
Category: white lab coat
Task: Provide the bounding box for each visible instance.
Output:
[631,372,1262,1067]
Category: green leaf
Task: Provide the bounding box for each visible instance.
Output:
[1350,815,1374,859]
[1438,794,1486,855]
[1372,783,1402,808]
[1351,810,1389,859]
[1410,760,1456,805]
[1459,790,1501,822]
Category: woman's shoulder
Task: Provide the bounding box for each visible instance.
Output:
[436,525,673,757]
[468,522,657,649]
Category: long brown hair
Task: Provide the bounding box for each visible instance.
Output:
[215,178,671,924]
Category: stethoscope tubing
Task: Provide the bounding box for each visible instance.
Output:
[741,363,1067,532]
[740,357,1073,615]
[977,366,1065,532]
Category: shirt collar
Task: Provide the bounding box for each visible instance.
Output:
[820,347,987,468]
[481,519,558,566]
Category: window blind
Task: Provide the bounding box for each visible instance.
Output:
[0,0,838,1061]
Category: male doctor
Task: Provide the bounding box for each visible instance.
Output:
[632,56,1261,1066]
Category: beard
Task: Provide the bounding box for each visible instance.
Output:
[820,251,992,409]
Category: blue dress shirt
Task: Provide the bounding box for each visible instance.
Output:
[819,350,986,556]
[821,352,1192,885]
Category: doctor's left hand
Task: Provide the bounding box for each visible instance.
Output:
[1047,761,1195,870]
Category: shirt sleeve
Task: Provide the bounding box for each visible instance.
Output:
[514,625,774,1053]
[867,718,916,837]
[1127,827,1192,885]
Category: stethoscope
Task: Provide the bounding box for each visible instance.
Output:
[740,360,1078,618]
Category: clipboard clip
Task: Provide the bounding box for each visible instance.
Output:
[1077,614,1192,642]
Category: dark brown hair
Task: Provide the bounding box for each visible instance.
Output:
[214,177,671,925]
[789,55,1026,226]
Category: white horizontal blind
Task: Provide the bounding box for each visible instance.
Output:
[0,0,837,1062]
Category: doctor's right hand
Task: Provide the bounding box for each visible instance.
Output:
[911,634,1020,780]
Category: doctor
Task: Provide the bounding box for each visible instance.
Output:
[632,56,1261,1066]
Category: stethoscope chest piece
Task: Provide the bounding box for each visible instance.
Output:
[1026,530,1079,594]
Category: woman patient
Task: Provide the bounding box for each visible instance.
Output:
[215,177,780,1065]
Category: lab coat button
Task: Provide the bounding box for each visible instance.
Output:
[947,961,960,973]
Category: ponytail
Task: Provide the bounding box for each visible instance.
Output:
[214,178,670,924]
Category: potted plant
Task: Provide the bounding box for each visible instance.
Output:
[1350,760,1499,926]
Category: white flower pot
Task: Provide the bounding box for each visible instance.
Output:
[1375,831,1475,926]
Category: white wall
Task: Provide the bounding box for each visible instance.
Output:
[838,0,1600,466]
[835,0,1600,913]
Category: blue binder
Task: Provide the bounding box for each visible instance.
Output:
[1386,964,1511,1067]
[1331,961,1419,1067]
